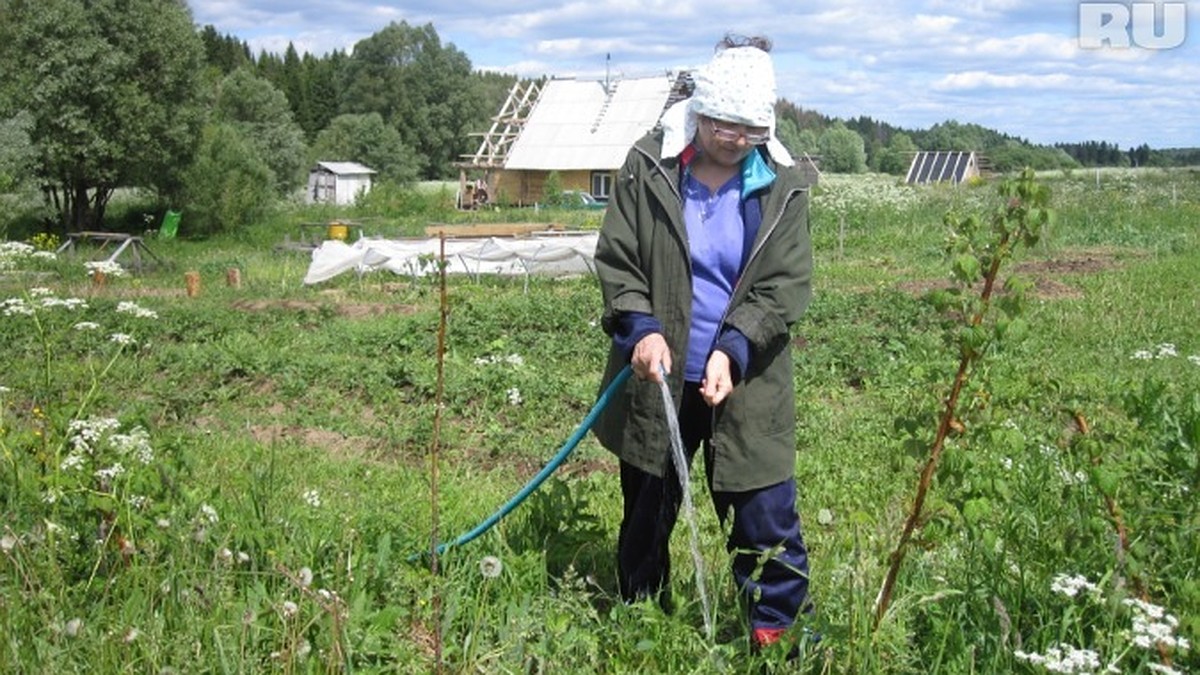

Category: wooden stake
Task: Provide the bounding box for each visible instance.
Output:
[185,271,201,297]
[226,267,242,289]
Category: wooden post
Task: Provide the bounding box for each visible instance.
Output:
[226,267,242,289]
[185,271,201,298]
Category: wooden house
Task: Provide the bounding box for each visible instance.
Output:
[306,161,377,206]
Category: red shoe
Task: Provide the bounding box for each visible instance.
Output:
[752,627,787,649]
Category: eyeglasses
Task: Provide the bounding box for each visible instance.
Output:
[708,120,770,146]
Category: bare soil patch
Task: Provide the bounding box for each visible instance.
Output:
[897,247,1130,301]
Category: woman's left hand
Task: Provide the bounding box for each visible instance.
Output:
[700,351,734,407]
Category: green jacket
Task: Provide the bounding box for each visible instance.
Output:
[593,131,813,492]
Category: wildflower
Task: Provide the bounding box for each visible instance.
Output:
[479,555,503,579]
[1125,598,1190,651]
[74,321,101,331]
[119,538,136,557]
[94,463,126,481]
[39,296,87,311]
[122,627,140,644]
[86,261,127,278]
[109,333,135,346]
[1155,343,1178,358]
[60,453,85,471]
[1189,355,1200,366]
[506,387,523,406]
[115,301,157,319]
[199,503,218,524]
[0,385,9,394]
[2,298,33,316]
[236,551,250,564]
[1014,644,1101,673]
[281,600,299,619]
[298,567,313,588]
[1000,457,1014,471]
[302,489,321,508]
[156,518,171,529]
[242,609,256,626]
[218,547,233,562]
[0,534,16,553]
[296,638,312,659]
[64,618,83,637]
[504,353,524,366]
[1147,664,1183,675]
[29,287,52,297]
[110,427,153,464]
[128,495,147,509]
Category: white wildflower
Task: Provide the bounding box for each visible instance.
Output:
[156,518,171,529]
[479,555,503,579]
[31,251,56,262]
[110,427,153,464]
[109,333,135,346]
[127,495,147,509]
[298,567,313,588]
[506,387,523,406]
[94,463,126,481]
[64,618,83,637]
[86,261,127,278]
[0,385,10,394]
[68,417,121,454]
[199,503,218,524]
[39,296,87,311]
[1125,598,1189,651]
[74,321,101,331]
[1188,355,1200,366]
[1000,457,1014,471]
[504,353,524,366]
[295,638,312,659]
[1044,574,1094,600]
[0,534,16,553]
[1131,350,1154,360]
[1155,343,1178,358]
[2,298,34,316]
[122,627,140,644]
[302,489,321,508]
[218,547,233,562]
[1147,664,1183,675]
[1014,644,1101,673]
[28,287,52,297]
[115,301,158,319]
[236,551,250,564]
[281,600,299,619]
[60,453,86,471]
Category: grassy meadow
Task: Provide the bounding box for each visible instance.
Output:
[1,168,1198,673]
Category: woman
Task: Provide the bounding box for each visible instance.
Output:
[593,35,814,651]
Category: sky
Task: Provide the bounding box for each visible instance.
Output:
[188,0,1200,149]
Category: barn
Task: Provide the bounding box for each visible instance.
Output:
[306,161,378,206]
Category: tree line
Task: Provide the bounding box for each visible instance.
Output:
[1,0,1194,236]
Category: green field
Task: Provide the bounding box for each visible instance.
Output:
[1,168,1198,673]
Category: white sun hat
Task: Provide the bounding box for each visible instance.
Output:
[660,46,794,166]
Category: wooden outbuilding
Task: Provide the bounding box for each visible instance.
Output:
[306,161,377,206]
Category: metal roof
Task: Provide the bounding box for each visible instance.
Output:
[313,161,377,175]
[504,76,675,171]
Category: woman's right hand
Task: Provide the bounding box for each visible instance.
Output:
[631,333,671,383]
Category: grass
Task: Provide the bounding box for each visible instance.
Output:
[1,168,1198,673]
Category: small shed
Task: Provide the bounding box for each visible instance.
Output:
[307,161,377,205]
[905,151,981,185]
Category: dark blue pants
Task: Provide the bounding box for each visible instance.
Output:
[617,386,812,630]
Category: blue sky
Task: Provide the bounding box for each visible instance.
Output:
[189,1,1199,149]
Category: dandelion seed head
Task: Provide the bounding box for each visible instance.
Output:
[64,618,83,637]
[302,489,321,508]
[0,534,16,553]
[479,555,503,579]
[122,627,140,644]
[218,547,233,562]
[281,600,299,619]
[298,567,313,588]
[236,551,250,564]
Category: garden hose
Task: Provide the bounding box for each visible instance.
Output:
[411,364,632,561]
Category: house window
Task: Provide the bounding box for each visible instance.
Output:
[590,172,613,200]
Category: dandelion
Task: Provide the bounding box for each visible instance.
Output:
[241,609,257,626]
[122,627,140,644]
[0,534,16,553]
[298,567,313,588]
[64,618,83,637]
[236,551,250,564]
[302,489,323,508]
[506,387,523,406]
[479,555,503,579]
[74,321,101,331]
[109,333,135,346]
[218,547,233,562]
[281,600,299,619]
[295,638,312,659]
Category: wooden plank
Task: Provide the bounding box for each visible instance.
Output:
[423,222,564,238]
